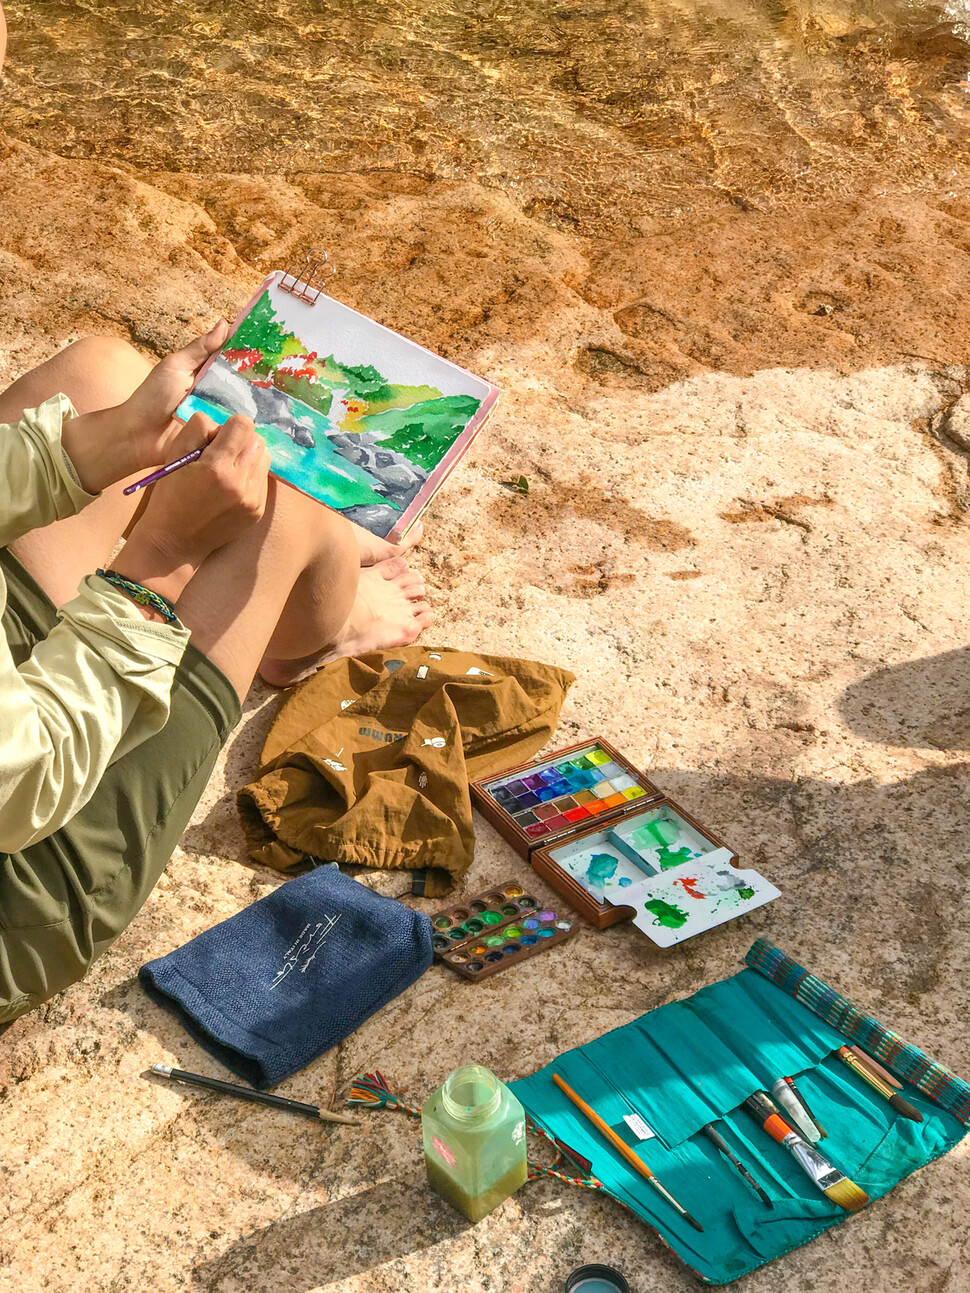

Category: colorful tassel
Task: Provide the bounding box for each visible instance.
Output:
[347,1071,422,1118]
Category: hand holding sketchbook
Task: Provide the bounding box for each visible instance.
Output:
[175,258,500,541]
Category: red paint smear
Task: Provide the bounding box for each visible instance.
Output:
[674,875,706,900]
[224,347,263,372]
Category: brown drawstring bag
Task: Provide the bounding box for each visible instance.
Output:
[237,647,575,897]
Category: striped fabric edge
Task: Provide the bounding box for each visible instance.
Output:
[745,938,970,1126]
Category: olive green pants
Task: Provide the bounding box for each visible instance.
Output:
[0,550,241,1025]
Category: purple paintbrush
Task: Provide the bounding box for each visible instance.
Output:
[123,446,205,495]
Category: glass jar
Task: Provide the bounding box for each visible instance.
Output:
[421,1064,528,1221]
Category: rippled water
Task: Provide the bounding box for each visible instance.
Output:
[4,0,970,226]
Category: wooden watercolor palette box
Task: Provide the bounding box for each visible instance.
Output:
[471,739,779,945]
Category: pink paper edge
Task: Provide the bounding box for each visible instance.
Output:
[385,387,501,542]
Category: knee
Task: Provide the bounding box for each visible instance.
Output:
[60,335,147,370]
[51,335,153,407]
[0,920,91,1024]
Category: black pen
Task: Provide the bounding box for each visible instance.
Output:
[147,1064,359,1125]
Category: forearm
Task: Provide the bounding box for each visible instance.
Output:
[0,397,96,547]
[58,403,141,495]
[108,531,201,613]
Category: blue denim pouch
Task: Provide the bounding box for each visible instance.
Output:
[139,865,433,1088]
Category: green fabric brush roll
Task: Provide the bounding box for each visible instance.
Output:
[509,967,967,1285]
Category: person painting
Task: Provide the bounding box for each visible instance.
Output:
[0,0,434,1024]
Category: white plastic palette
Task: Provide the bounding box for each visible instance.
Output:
[546,804,779,947]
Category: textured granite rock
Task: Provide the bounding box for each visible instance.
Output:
[1,3,970,1288]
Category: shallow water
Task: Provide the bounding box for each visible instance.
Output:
[4,0,970,228]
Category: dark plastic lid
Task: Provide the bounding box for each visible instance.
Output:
[564,1265,631,1293]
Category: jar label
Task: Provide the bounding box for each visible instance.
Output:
[432,1136,457,1167]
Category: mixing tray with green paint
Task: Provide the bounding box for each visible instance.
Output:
[615,849,779,948]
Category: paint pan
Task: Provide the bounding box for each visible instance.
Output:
[429,878,579,980]
[472,738,772,933]
[471,739,655,858]
[429,883,546,956]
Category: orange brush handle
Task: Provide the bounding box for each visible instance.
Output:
[762,1113,794,1143]
[552,1073,656,1182]
[743,1090,797,1143]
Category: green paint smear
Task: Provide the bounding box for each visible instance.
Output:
[656,844,695,870]
[737,886,755,900]
[645,898,689,929]
[361,395,483,470]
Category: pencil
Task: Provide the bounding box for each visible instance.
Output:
[552,1073,703,1231]
[849,1045,902,1090]
[124,447,205,495]
[835,1048,922,1122]
[147,1064,360,1125]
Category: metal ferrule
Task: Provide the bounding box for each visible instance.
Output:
[785,1134,843,1191]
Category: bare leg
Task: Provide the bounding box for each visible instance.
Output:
[176,482,433,699]
[2,337,434,697]
[2,337,152,605]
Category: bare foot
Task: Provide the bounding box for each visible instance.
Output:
[258,556,434,687]
[352,520,424,567]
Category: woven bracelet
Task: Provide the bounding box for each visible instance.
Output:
[96,568,180,626]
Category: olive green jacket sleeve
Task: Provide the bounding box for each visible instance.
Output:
[0,396,190,852]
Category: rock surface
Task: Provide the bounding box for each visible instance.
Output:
[1,2,970,1290]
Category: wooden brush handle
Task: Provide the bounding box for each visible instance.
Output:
[838,1047,895,1097]
[850,1045,902,1089]
[552,1073,656,1182]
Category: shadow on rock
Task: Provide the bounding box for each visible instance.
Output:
[191,1175,471,1291]
[838,646,970,751]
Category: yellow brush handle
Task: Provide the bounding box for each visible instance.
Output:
[838,1047,894,1098]
[552,1073,656,1182]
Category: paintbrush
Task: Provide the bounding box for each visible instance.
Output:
[743,1091,869,1212]
[124,446,205,494]
[770,1078,821,1143]
[849,1045,902,1090]
[148,1065,360,1125]
[835,1047,922,1122]
[783,1075,826,1139]
[702,1122,773,1207]
[552,1073,704,1232]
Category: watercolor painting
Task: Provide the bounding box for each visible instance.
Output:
[177,274,498,539]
